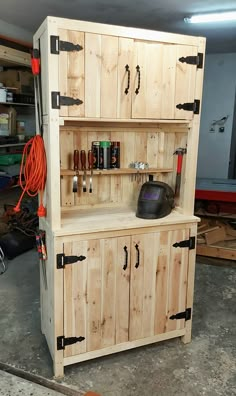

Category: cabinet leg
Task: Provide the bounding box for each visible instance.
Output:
[181,321,192,344]
[53,360,64,378]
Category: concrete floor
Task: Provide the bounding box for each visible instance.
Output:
[0,247,235,396]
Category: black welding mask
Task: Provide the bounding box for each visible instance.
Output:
[136,181,175,219]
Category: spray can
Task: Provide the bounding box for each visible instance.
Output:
[111,141,120,168]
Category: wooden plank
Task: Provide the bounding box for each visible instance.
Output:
[141,233,158,337]
[166,229,189,332]
[161,45,176,119]
[182,223,197,344]
[129,235,144,341]
[115,237,130,344]
[197,244,236,261]
[154,231,168,334]
[87,239,102,351]
[205,226,226,245]
[64,240,87,357]
[175,45,197,120]
[60,129,74,207]
[0,45,31,66]
[64,329,185,366]
[85,33,101,117]
[67,31,85,117]
[117,38,133,118]
[48,16,203,47]
[59,29,69,117]
[100,238,116,348]
[100,35,118,118]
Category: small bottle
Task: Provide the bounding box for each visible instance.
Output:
[99,141,111,169]
[92,141,100,169]
[111,141,120,168]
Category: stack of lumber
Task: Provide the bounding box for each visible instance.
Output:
[197,218,236,261]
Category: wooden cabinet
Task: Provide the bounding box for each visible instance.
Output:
[34,16,205,376]
[58,227,189,358]
[57,30,198,120]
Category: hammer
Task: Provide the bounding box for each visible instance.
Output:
[174,147,187,197]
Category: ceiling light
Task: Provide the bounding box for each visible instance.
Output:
[184,11,236,24]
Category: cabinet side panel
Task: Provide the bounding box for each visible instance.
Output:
[100,35,118,118]
[115,237,130,344]
[85,33,101,117]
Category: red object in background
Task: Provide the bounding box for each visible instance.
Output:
[195,189,236,203]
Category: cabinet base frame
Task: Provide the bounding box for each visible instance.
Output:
[61,329,185,371]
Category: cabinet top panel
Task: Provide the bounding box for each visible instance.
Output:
[36,16,206,48]
[54,207,199,236]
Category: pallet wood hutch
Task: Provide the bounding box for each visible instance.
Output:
[33,16,205,377]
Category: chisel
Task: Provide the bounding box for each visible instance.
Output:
[88,149,93,193]
[80,150,87,192]
[73,149,79,193]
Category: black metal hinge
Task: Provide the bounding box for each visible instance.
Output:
[51,92,83,109]
[176,99,200,114]
[170,308,192,321]
[50,35,83,54]
[57,253,86,269]
[179,53,203,69]
[57,336,85,350]
[173,236,195,250]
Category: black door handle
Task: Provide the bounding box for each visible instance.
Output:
[123,246,128,270]
[135,244,140,268]
[124,64,130,95]
[135,65,141,95]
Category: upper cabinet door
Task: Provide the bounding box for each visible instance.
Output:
[131,42,198,120]
[58,29,198,120]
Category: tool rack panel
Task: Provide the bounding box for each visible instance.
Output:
[34,16,205,377]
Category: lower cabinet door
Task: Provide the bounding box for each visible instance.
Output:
[62,235,131,358]
[129,228,190,341]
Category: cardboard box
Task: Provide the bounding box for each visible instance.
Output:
[0,69,34,94]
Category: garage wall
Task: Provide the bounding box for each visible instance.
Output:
[197,53,236,179]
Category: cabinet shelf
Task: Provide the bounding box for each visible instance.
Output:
[60,167,173,176]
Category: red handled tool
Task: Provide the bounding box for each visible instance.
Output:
[80,150,87,192]
[88,150,93,193]
[174,148,187,197]
[73,150,79,193]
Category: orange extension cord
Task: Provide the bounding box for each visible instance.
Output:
[14,135,47,217]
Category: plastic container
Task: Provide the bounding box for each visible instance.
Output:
[99,141,111,169]
[111,141,120,168]
[0,85,7,102]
